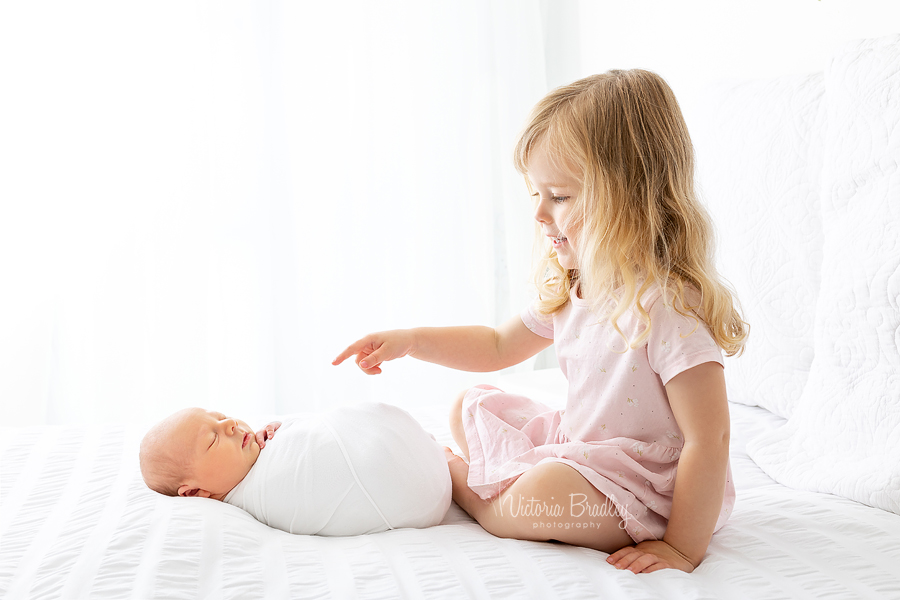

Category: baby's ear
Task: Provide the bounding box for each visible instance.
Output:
[177,485,211,498]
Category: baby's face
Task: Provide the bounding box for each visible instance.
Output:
[174,408,261,499]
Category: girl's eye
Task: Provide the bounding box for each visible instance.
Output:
[552,196,569,204]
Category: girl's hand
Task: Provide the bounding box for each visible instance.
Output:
[255,421,282,449]
[606,540,697,574]
[332,330,416,375]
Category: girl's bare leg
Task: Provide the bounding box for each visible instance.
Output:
[444,450,634,554]
[446,387,633,552]
[448,388,470,460]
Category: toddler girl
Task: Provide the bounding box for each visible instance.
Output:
[333,69,747,573]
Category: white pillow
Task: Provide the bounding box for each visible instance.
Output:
[691,73,825,418]
[747,34,900,515]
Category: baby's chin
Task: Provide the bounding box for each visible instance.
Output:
[249,439,262,462]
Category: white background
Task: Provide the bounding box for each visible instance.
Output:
[0,0,897,426]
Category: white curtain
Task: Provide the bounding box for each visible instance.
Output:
[0,1,559,425]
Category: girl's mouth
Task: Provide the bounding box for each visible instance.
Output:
[551,234,567,247]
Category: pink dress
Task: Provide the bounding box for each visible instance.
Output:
[463,287,735,543]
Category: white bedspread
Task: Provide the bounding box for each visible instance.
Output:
[224,403,451,536]
[2,395,900,599]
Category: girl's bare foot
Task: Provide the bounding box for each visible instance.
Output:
[443,447,488,516]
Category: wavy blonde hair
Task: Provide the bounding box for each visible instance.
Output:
[514,70,747,356]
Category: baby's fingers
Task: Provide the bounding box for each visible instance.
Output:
[264,422,282,441]
[255,422,282,449]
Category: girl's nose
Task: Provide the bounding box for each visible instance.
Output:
[533,198,550,224]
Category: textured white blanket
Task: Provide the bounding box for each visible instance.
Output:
[224,403,451,535]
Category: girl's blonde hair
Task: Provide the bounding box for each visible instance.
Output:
[514,69,747,356]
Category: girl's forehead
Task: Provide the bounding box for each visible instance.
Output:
[526,143,581,187]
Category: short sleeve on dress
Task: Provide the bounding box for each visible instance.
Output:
[520,301,554,339]
[646,294,724,385]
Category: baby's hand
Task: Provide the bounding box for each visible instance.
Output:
[255,421,282,449]
[607,540,697,574]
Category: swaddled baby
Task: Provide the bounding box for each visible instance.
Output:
[139,403,451,535]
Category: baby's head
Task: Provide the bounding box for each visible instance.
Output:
[140,408,261,500]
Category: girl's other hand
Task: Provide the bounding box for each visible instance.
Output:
[606,540,697,574]
[331,330,416,375]
[255,421,282,449]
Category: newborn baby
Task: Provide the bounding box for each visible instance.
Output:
[140,403,452,536]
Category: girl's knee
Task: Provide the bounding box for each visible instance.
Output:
[449,388,470,424]
[516,461,584,497]
[449,388,472,459]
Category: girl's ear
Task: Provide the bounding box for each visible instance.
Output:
[177,485,211,498]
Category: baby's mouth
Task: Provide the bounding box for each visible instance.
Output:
[242,432,251,449]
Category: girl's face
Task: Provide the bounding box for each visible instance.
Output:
[527,142,581,270]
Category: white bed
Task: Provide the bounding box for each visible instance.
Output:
[2,369,900,600]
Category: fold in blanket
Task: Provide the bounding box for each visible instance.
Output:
[224,403,452,536]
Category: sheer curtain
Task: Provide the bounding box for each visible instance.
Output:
[0,1,557,425]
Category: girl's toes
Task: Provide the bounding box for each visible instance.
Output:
[445,450,470,485]
[444,447,468,471]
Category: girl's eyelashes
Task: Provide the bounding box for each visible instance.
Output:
[530,192,570,205]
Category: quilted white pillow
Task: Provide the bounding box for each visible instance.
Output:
[691,74,825,418]
[747,34,900,515]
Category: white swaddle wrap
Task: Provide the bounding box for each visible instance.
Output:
[224,403,451,536]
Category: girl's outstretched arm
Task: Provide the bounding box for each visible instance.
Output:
[332,316,552,375]
[608,361,730,573]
